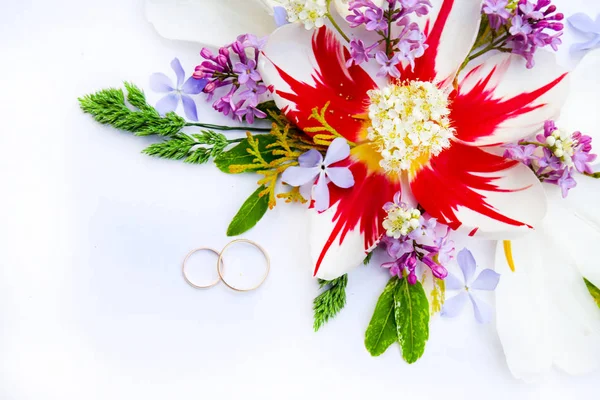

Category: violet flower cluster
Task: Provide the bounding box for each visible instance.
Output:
[380,192,454,285]
[345,0,431,78]
[193,34,268,123]
[482,0,564,68]
[504,120,597,197]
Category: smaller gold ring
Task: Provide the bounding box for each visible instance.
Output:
[217,239,270,292]
[182,247,222,289]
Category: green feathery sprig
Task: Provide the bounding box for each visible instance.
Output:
[313,274,348,332]
[78,82,186,137]
[143,131,238,165]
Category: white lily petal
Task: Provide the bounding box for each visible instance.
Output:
[145,0,276,47]
[558,48,600,164]
[495,230,600,381]
[495,235,552,382]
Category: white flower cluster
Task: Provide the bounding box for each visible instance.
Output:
[383,203,422,239]
[545,128,575,167]
[367,81,455,173]
[279,0,328,30]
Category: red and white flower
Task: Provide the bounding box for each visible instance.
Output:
[258,0,569,280]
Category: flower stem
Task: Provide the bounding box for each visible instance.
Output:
[326,1,350,42]
[584,172,600,179]
[184,122,272,132]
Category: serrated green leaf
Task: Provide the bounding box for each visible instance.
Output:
[394,278,430,364]
[585,278,600,308]
[226,185,270,236]
[214,134,279,173]
[365,277,399,357]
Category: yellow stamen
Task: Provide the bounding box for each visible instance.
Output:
[503,240,516,272]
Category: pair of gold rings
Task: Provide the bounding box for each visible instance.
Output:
[182,239,270,292]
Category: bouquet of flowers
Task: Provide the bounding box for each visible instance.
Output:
[79,0,600,380]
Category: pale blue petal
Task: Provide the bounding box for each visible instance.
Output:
[155,93,179,115]
[444,273,464,291]
[571,35,600,52]
[273,6,289,27]
[281,166,320,187]
[457,248,476,284]
[441,292,468,318]
[324,137,350,166]
[326,167,354,188]
[182,76,206,95]
[470,269,501,291]
[181,94,198,121]
[298,149,323,168]
[568,13,597,34]
[171,58,185,88]
[313,173,330,212]
[469,293,493,324]
[149,72,174,93]
[299,183,312,202]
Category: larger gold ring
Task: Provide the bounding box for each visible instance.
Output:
[217,239,270,292]
[182,247,222,289]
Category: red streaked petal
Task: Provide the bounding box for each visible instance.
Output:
[258,24,377,143]
[401,0,481,85]
[410,142,547,238]
[310,144,401,279]
[453,52,569,146]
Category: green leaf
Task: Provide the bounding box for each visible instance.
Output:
[365,277,399,357]
[214,134,279,173]
[227,185,270,236]
[313,274,348,332]
[363,252,373,266]
[394,278,430,364]
[585,278,600,308]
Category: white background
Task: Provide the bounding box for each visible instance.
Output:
[1,0,599,399]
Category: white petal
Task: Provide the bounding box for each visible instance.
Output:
[145,0,276,47]
[558,48,600,164]
[543,182,600,290]
[495,232,600,380]
[456,51,568,146]
[310,204,365,280]
[494,235,553,381]
[415,0,483,84]
[449,162,547,239]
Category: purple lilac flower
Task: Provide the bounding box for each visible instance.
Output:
[503,143,538,166]
[441,248,500,324]
[193,34,269,121]
[482,0,512,30]
[149,58,206,121]
[281,138,355,212]
[379,191,453,285]
[568,13,600,52]
[345,0,431,76]
[480,0,564,68]
[346,39,378,67]
[375,51,401,78]
[504,120,597,198]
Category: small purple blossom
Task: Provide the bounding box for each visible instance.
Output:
[478,0,564,68]
[482,0,511,30]
[375,51,401,78]
[568,13,600,52]
[441,248,500,324]
[345,0,431,76]
[281,138,355,212]
[194,34,269,122]
[504,120,597,198]
[150,58,206,121]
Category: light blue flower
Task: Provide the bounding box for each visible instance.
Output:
[441,248,501,324]
[569,13,600,52]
